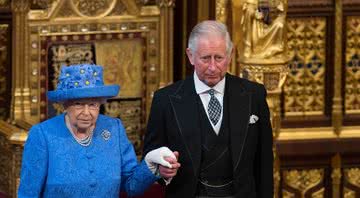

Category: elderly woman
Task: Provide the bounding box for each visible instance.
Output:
[18,64,180,197]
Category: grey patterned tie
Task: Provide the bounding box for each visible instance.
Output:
[207,89,222,125]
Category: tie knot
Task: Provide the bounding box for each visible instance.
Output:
[208,89,215,96]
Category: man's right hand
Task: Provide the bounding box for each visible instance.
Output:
[159,151,180,179]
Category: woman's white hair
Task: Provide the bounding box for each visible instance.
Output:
[188,20,233,55]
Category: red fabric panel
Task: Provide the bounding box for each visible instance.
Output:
[120,183,165,198]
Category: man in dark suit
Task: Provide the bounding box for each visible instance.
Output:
[143,20,273,198]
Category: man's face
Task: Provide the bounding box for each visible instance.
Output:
[186,35,232,87]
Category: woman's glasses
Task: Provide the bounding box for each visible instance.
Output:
[71,102,100,110]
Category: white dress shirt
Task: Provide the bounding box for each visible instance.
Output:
[194,72,225,135]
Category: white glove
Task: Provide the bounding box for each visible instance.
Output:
[144,146,176,174]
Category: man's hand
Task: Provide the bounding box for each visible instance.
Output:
[159,151,180,179]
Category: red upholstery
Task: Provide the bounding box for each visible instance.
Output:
[0,192,8,198]
[120,183,165,198]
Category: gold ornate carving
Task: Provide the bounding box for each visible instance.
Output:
[312,188,324,198]
[31,0,56,9]
[109,0,127,16]
[0,134,11,195]
[50,44,93,83]
[120,0,140,15]
[158,0,175,7]
[0,0,9,8]
[284,17,326,116]
[344,187,356,198]
[237,0,288,64]
[282,190,295,198]
[0,25,8,120]
[70,0,117,17]
[104,100,142,153]
[11,0,30,12]
[55,1,78,18]
[344,168,360,188]
[234,0,289,136]
[331,154,341,198]
[345,16,360,114]
[332,0,343,135]
[12,145,23,195]
[283,169,324,196]
[216,0,228,24]
[95,39,143,98]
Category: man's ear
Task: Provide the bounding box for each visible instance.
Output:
[229,48,234,59]
[186,48,194,65]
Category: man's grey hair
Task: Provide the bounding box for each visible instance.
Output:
[188,20,233,55]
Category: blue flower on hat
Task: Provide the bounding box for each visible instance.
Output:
[47,64,120,102]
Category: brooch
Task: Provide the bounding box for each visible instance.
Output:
[101,129,111,141]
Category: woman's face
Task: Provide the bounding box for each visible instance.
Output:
[65,98,102,132]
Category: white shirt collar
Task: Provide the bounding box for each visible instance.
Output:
[194,72,226,95]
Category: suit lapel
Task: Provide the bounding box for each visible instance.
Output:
[169,76,202,177]
[226,74,252,172]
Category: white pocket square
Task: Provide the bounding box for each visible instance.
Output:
[249,115,259,124]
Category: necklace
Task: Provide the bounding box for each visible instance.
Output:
[65,114,94,147]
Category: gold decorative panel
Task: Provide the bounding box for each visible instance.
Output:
[0,0,10,8]
[282,190,295,198]
[282,169,324,197]
[70,0,117,17]
[344,168,360,188]
[312,188,324,198]
[344,187,356,198]
[284,17,326,116]
[104,99,142,154]
[95,39,143,98]
[0,24,9,120]
[49,43,94,85]
[0,134,11,195]
[345,16,360,114]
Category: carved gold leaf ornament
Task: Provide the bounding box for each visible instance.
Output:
[70,0,117,17]
[344,187,356,198]
[345,16,360,114]
[282,190,295,198]
[283,169,324,195]
[0,25,8,120]
[344,168,360,187]
[284,17,326,116]
[216,0,228,23]
[31,0,56,9]
[0,0,9,7]
[312,188,324,198]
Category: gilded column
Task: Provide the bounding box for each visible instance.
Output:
[331,154,341,198]
[11,0,30,121]
[216,0,238,75]
[198,0,210,22]
[159,0,175,87]
[332,0,343,135]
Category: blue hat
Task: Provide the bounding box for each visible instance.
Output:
[47,64,120,102]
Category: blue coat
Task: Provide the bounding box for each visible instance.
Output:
[18,113,158,198]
